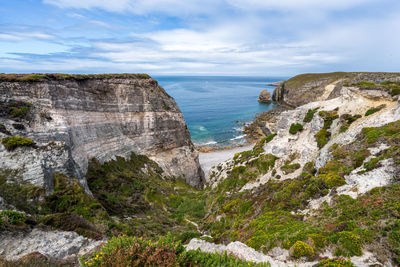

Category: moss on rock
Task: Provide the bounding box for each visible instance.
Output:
[1,136,35,151]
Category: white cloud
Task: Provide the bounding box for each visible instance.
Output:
[43,0,219,15]
[227,0,377,11]
[0,32,55,41]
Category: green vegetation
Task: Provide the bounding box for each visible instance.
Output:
[0,152,208,242]
[291,241,314,258]
[1,136,35,151]
[285,72,349,89]
[361,120,400,144]
[0,73,151,82]
[318,257,355,267]
[0,100,32,121]
[0,168,44,214]
[365,104,386,116]
[315,129,330,148]
[303,108,319,123]
[315,109,339,148]
[350,80,400,96]
[80,235,271,267]
[339,114,362,133]
[0,210,25,225]
[0,123,10,135]
[233,134,276,163]
[204,120,400,261]
[280,163,301,174]
[289,123,303,134]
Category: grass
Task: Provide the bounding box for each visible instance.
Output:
[284,72,349,89]
[340,114,362,133]
[303,108,319,123]
[1,136,35,151]
[280,163,301,174]
[0,73,151,82]
[315,110,339,148]
[365,104,386,116]
[289,123,303,134]
[350,80,400,96]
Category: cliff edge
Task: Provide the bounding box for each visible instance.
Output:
[0,73,204,191]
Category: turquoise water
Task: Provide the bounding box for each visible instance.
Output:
[155,76,286,146]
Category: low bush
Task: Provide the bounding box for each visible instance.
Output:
[318,257,355,267]
[290,241,314,258]
[80,234,271,267]
[0,210,25,225]
[281,163,301,174]
[303,108,319,123]
[289,123,303,134]
[1,136,35,151]
[365,104,386,116]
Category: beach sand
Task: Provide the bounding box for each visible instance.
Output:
[199,144,254,177]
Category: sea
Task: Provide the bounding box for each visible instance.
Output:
[155,76,286,148]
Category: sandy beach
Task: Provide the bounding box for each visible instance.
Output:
[198,144,254,177]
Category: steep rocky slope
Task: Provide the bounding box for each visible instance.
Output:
[199,73,400,266]
[273,72,400,107]
[0,74,204,191]
[0,73,206,265]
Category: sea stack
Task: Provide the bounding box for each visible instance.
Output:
[258,89,272,103]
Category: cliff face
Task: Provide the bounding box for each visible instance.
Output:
[0,74,204,191]
[273,72,400,107]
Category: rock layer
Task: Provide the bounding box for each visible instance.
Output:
[0,74,204,191]
[273,72,400,107]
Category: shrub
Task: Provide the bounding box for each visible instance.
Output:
[290,241,314,258]
[319,173,346,188]
[289,123,303,134]
[0,210,25,225]
[1,136,35,151]
[391,86,400,96]
[80,235,270,267]
[6,101,32,119]
[335,231,362,257]
[318,257,355,267]
[303,108,319,123]
[281,163,301,174]
[358,81,376,88]
[315,129,330,148]
[365,104,386,116]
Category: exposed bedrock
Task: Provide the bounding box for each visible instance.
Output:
[0,75,204,192]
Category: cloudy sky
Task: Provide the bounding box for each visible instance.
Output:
[0,0,399,76]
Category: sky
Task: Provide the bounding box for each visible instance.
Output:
[0,0,399,76]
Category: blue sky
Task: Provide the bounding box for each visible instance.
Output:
[0,0,399,76]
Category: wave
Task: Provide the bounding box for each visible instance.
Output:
[230,134,246,141]
[232,126,244,132]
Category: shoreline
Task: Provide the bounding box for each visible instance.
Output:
[198,143,254,178]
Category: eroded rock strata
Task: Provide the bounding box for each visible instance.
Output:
[0,74,204,192]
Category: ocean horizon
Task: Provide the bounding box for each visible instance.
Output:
[155,75,287,147]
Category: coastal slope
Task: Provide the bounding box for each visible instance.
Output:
[198,72,400,266]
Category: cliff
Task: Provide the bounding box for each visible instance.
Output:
[273,72,400,107]
[0,74,204,191]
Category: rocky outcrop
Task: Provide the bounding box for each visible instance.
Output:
[273,72,400,107]
[0,228,102,262]
[258,89,271,103]
[0,74,204,191]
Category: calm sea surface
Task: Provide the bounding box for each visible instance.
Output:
[155,76,286,147]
